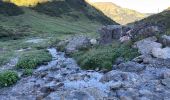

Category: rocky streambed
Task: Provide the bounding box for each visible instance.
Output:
[0,48,170,100]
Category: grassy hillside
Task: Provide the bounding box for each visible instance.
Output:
[133,8,170,34]
[87,2,146,25]
[33,0,115,25]
[0,0,117,66]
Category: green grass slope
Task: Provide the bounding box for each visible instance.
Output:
[33,0,116,25]
[0,0,117,67]
[133,8,170,33]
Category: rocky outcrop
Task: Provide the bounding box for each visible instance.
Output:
[128,23,164,40]
[133,36,162,55]
[57,35,92,53]
[98,25,131,44]
[152,47,170,59]
[160,35,170,47]
[65,35,91,53]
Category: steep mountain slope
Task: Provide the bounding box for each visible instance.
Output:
[0,0,116,36]
[32,0,115,25]
[87,2,146,25]
[133,8,170,33]
[0,0,117,65]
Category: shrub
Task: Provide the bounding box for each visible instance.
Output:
[23,69,33,76]
[0,71,19,87]
[0,25,30,39]
[72,44,139,71]
[16,50,52,69]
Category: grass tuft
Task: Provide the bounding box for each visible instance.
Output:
[16,50,52,69]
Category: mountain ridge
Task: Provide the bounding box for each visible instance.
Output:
[86,1,146,25]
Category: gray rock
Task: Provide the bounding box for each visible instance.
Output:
[90,39,97,45]
[116,88,139,99]
[44,92,61,100]
[110,82,122,90]
[115,61,145,72]
[161,78,170,88]
[142,57,170,68]
[139,89,153,96]
[65,35,91,53]
[160,35,170,47]
[40,82,64,93]
[129,24,163,40]
[98,25,131,44]
[115,57,125,65]
[65,90,95,100]
[133,36,162,55]
[99,70,140,83]
[119,36,131,43]
[152,47,170,59]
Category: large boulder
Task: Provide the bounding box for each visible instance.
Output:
[98,25,131,44]
[129,23,164,40]
[133,36,162,55]
[160,35,170,47]
[152,47,170,59]
[65,35,91,53]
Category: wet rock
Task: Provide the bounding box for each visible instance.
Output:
[65,35,91,53]
[44,92,61,100]
[162,71,170,79]
[161,78,170,88]
[133,36,162,55]
[85,87,107,99]
[152,47,170,59]
[65,90,95,100]
[116,88,139,100]
[110,82,122,90]
[139,89,153,96]
[40,82,64,93]
[115,61,145,72]
[100,70,140,83]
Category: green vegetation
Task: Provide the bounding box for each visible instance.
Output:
[0,1,111,66]
[33,0,115,25]
[0,50,13,66]
[0,25,30,39]
[23,69,33,76]
[134,9,170,33]
[0,71,19,87]
[0,0,24,16]
[71,44,139,70]
[16,50,52,69]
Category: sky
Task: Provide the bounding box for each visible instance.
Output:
[89,0,170,13]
